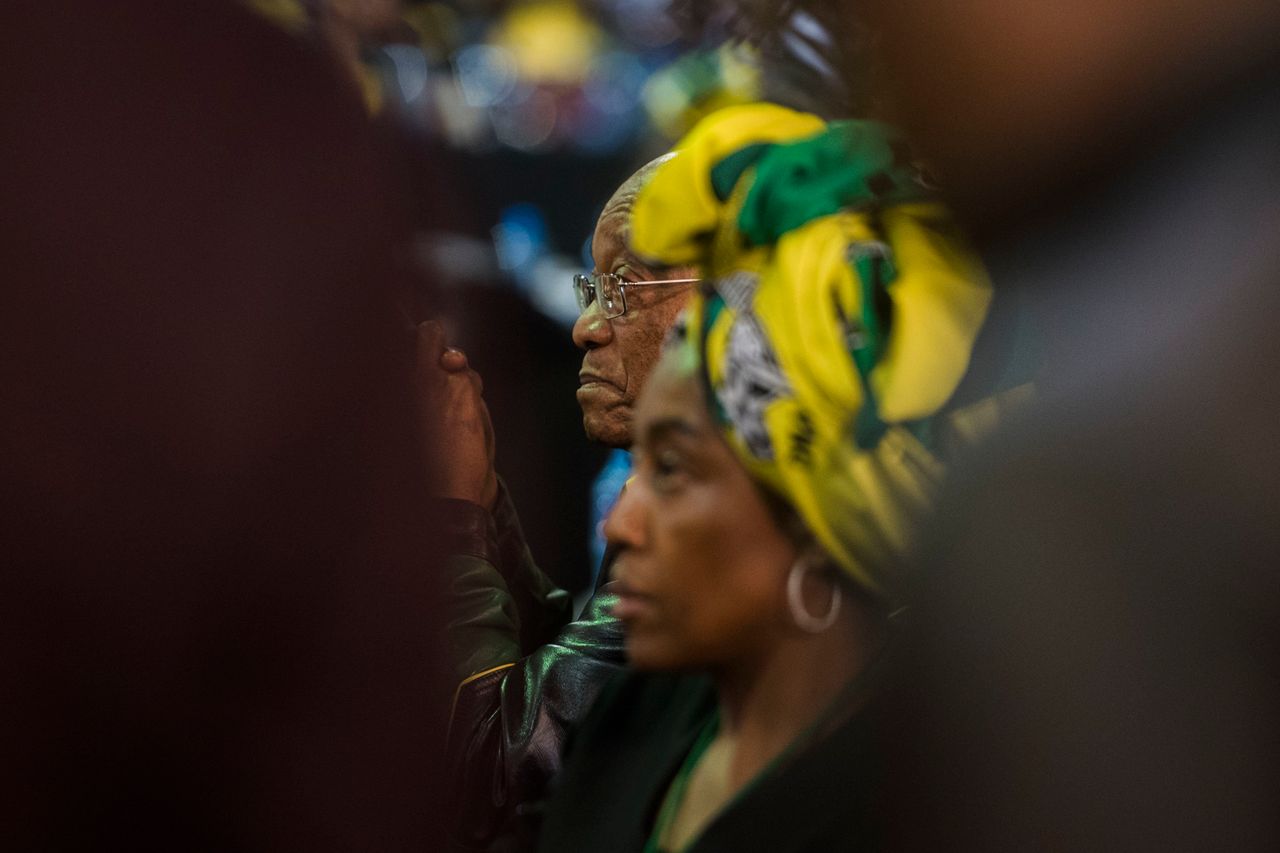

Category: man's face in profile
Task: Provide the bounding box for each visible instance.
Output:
[572,196,695,449]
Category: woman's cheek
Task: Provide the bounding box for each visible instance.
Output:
[632,591,708,670]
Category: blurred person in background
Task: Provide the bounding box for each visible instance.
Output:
[843,0,1280,850]
[1,0,451,848]
[247,0,479,234]
[670,0,877,120]
[535,100,1020,852]
[247,0,401,110]
[423,156,700,851]
[322,0,404,75]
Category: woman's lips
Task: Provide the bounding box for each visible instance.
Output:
[608,579,656,622]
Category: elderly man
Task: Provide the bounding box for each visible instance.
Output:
[421,157,699,851]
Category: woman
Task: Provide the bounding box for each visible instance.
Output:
[535,104,1020,852]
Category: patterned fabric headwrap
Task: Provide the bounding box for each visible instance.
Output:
[633,103,1017,601]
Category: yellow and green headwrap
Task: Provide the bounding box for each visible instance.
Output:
[633,104,1014,600]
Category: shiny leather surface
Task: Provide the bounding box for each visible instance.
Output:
[442,483,625,851]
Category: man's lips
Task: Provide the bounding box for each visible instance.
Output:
[578,370,623,391]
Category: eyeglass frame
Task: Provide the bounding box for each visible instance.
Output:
[572,272,701,320]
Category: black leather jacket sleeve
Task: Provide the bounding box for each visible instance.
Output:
[440,483,626,851]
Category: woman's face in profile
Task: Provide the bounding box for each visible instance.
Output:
[605,344,798,671]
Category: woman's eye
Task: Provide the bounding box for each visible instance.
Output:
[649,448,686,492]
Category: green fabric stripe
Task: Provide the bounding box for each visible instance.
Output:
[709,143,771,202]
[737,121,931,247]
[849,250,893,450]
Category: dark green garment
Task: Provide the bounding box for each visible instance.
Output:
[538,671,883,853]
[442,482,627,852]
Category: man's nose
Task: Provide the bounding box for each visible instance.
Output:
[603,478,645,552]
[572,301,613,351]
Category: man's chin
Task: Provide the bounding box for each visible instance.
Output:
[581,407,630,448]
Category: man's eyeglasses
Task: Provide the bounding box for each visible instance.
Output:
[572,272,700,320]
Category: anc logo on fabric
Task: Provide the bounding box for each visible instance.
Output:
[714,270,791,461]
[721,313,790,460]
[715,269,759,312]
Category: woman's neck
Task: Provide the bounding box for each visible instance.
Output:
[710,610,878,789]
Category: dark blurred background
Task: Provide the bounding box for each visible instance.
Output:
[262,0,791,597]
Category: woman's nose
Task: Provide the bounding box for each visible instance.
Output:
[603,477,646,551]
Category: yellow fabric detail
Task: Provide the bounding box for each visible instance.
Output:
[640,104,1008,598]
[690,200,990,593]
[631,103,825,267]
[447,663,517,743]
[946,383,1035,448]
[869,204,993,422]
[455,661,518,692]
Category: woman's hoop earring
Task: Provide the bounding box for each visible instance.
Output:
[787,560,842,634]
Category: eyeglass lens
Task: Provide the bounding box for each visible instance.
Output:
[575,274,622,317]
[573,275,593,312]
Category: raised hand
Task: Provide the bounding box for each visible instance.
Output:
[416,320,499,510]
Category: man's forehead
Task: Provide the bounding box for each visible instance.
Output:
[594,203,630,242]
[592,205,638,267]
[593,154,674,270]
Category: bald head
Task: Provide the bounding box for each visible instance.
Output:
[615,152,676,203]
[596,152,678,249]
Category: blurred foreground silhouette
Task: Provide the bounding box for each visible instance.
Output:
[1,1,448,848]
[862,0,1280,849]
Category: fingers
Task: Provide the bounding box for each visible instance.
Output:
[414,318,500,508]
[434,357,486,413]
[416,320,446,376]
[416,318,444,350]
[416,319,474,374]
[440,346,469,372]
[415,317,489,445]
